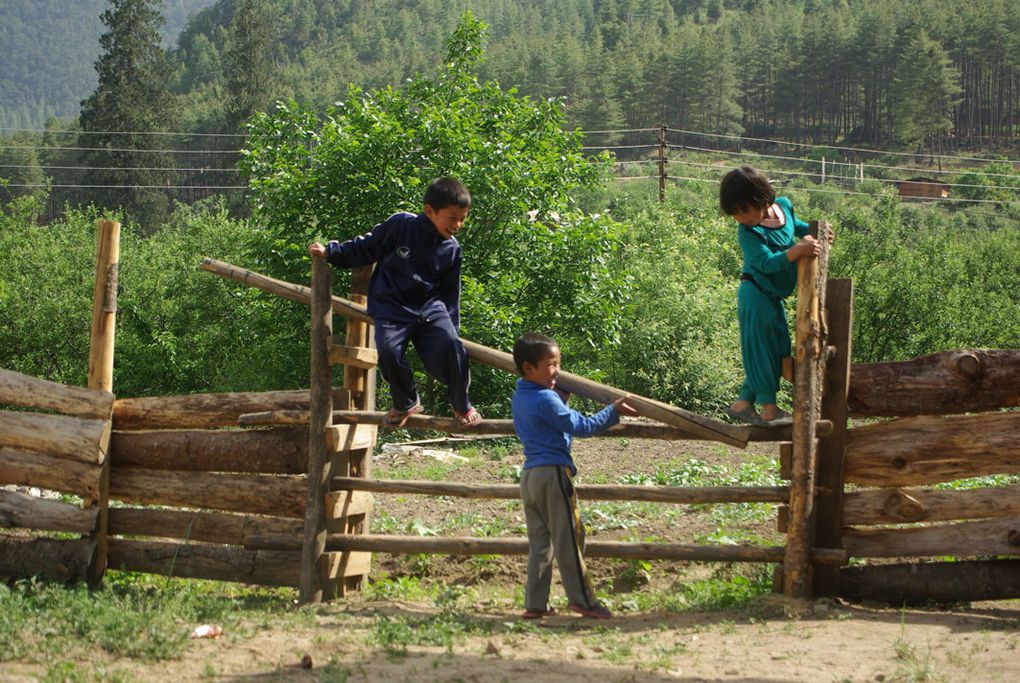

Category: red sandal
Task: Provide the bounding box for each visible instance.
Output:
[454,407,482,429]
[383,401,423,428]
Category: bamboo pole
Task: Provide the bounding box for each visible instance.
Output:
[241,410,832,442]
[812,278,853,597]
[200,258,750,448]
[299,256,333,604]
[87,218,119,587]
[246,533,847,565]
[782,221,829,598]
[330,476,788,504]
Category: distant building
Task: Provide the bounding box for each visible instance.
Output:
[897,177,950,199]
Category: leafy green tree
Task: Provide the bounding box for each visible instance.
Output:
[78,0,178,229]
[241,13,627,414]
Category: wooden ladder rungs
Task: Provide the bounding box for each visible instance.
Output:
[327,341,378,369]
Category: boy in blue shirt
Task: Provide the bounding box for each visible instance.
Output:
[511,332,636,619]
[309,178,481,428]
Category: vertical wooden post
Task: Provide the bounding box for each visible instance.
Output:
[300,256,333,604]
[812,278,853,596]
[86,219,119,587]
[782,221,830,598]
[657,124,667,202]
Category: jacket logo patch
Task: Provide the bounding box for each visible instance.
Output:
[396,247,411,259]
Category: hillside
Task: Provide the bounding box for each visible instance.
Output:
[0,0,216,128]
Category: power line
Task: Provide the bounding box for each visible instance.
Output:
[0,163,241,173]
[665,127,1020,165]
[0,144,241,154]
[0,126,246,138]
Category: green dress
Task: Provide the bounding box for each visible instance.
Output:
[736,196,810,405]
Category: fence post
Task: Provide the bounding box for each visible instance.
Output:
[812,278,853,596]
[300,256,333,604]
[782,220,831,598]
[86,219,119,587]
[658,124,667,202]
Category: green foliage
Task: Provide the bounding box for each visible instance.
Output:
[241,14,626,413]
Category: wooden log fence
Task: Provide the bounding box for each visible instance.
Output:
[4,232,1018,607]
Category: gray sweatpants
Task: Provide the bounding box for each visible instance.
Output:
[519,465,597,611]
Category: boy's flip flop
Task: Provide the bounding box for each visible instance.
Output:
[454,407,483,429]
[724,406,767,426]
[520,607,557,619]
[383,401,423,428]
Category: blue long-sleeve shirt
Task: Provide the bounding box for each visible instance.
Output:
[512,378,620,475]
[325,212,462,328]
[737,196,810,299]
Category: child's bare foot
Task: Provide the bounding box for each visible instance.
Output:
[760,404,792,424]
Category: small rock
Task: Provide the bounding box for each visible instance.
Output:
[300,654,313,669]
[484,641,500,657]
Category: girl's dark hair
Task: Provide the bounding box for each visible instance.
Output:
[719,166,775,216]
[424,177,471,210]
[513,333,558,375]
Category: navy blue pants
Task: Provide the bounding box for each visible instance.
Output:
[374,316,472,414]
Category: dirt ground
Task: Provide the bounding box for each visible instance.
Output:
[3,434,1018,682]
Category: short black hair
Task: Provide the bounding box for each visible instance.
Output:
[513,333,558,375]
[719,166,775,216]
[424,177,471,210]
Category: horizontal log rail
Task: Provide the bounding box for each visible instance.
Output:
[847,349,1020,417]
[241,409,832,442]
[107,538,300,587]
[0,411,110,464]
[331,476,789,504]
[844,411,1020,486]
[0,489,98,534]
[110,427,308,474]
[109,507,304,546]
[201,257,750,448]
[245,532,847,564]
[0,446,101,499]
[842,484,1020,526]
[842,515,1020,558]
[0,367,114,420]
[113,388,347,431]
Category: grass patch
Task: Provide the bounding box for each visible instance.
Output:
[0,573,300,663]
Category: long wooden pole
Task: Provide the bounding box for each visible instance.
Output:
[330,476,788,504]
[247,533,847,565]
[299,256,333,604]
[87,218,119,587]
[200,258,749,447]
[782,221,829,598]
[812,278,853,596]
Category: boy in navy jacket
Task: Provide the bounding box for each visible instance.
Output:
[511,333,636,619]
[309,178,480,428]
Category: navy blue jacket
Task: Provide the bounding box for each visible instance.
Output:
[325,212,462,328]
[511,379,620,476]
